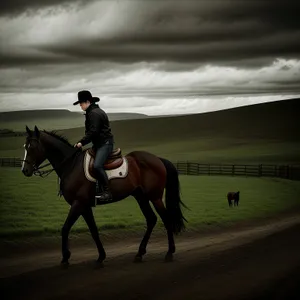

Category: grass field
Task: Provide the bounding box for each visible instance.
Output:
[1,167,300,238]
[0,99,299,240]
[122,138,300,165]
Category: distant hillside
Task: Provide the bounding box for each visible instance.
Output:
[0,109,148,131]
[59,98,300,148]
[108,112,149,121]
[1,99,299,141]
[108,98,300,145]
[1,98,299,164]
[0,110,78,122]
[71,111,149,121]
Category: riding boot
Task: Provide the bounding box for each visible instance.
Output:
[95,182,112,203]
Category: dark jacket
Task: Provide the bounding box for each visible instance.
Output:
[78,103,114,147]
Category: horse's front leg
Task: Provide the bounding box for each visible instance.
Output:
[61,200,84,266]
[82,207,106,266]
[228,198,232,207]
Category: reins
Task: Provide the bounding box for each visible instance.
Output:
[33,162,54,178]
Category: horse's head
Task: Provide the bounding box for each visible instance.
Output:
[22,125,46,177]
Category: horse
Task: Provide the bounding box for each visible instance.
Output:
[21,126,187,266]
[227,191,240,207]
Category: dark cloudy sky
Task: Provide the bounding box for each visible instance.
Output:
[1,0,300,115]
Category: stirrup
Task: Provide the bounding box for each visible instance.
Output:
[95,191,112,203]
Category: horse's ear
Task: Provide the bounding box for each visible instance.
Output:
[34,126,40,138]
[26,125,32,136]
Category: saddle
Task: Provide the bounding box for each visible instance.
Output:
[87,147,123,172]
[84,147,128,183]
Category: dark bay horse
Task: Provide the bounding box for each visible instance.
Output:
[227,191,240,207]
[21,126,187,265]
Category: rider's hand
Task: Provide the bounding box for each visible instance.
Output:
[74,143,82,148]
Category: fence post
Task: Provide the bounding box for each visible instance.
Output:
[286,165,290,179]
[258,164,262,177]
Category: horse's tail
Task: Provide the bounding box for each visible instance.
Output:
[159,157,188,234]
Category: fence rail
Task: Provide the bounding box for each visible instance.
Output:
[1,157,300,181]
[175,161,300,180]
[0,157,22,168]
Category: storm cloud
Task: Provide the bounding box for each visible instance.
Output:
[1,0,300,66]
[0,0,299,114]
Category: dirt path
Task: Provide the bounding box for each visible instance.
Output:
[1,215,300,300]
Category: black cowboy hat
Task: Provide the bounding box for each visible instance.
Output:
[73,90,100,105]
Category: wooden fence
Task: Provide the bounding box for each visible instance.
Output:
[1,157,300,181]
[0,157,22,168]
[174,162,300,180]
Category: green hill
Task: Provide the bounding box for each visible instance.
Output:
[109,98,300,143]
[0,99,299,164]
[62,98,300,164]
[0,110,148,131]
[61,98,300,146]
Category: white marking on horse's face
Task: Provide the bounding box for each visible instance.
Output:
[21,145,27,171]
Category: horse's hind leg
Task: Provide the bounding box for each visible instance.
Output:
[82,207,106,265]
[134,192,157,262]
[152,198,175,262]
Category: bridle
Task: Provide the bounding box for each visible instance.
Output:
[21,138,82,178]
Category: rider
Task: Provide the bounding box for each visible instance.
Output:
[73,90,114,202]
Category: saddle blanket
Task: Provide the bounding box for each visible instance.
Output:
[84,151,129,182]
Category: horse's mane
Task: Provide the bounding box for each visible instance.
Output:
[43,130,73,147]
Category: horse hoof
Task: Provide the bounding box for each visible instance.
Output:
[95,260,104,269]
[134,255,143,263]
[165,253,173,263]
